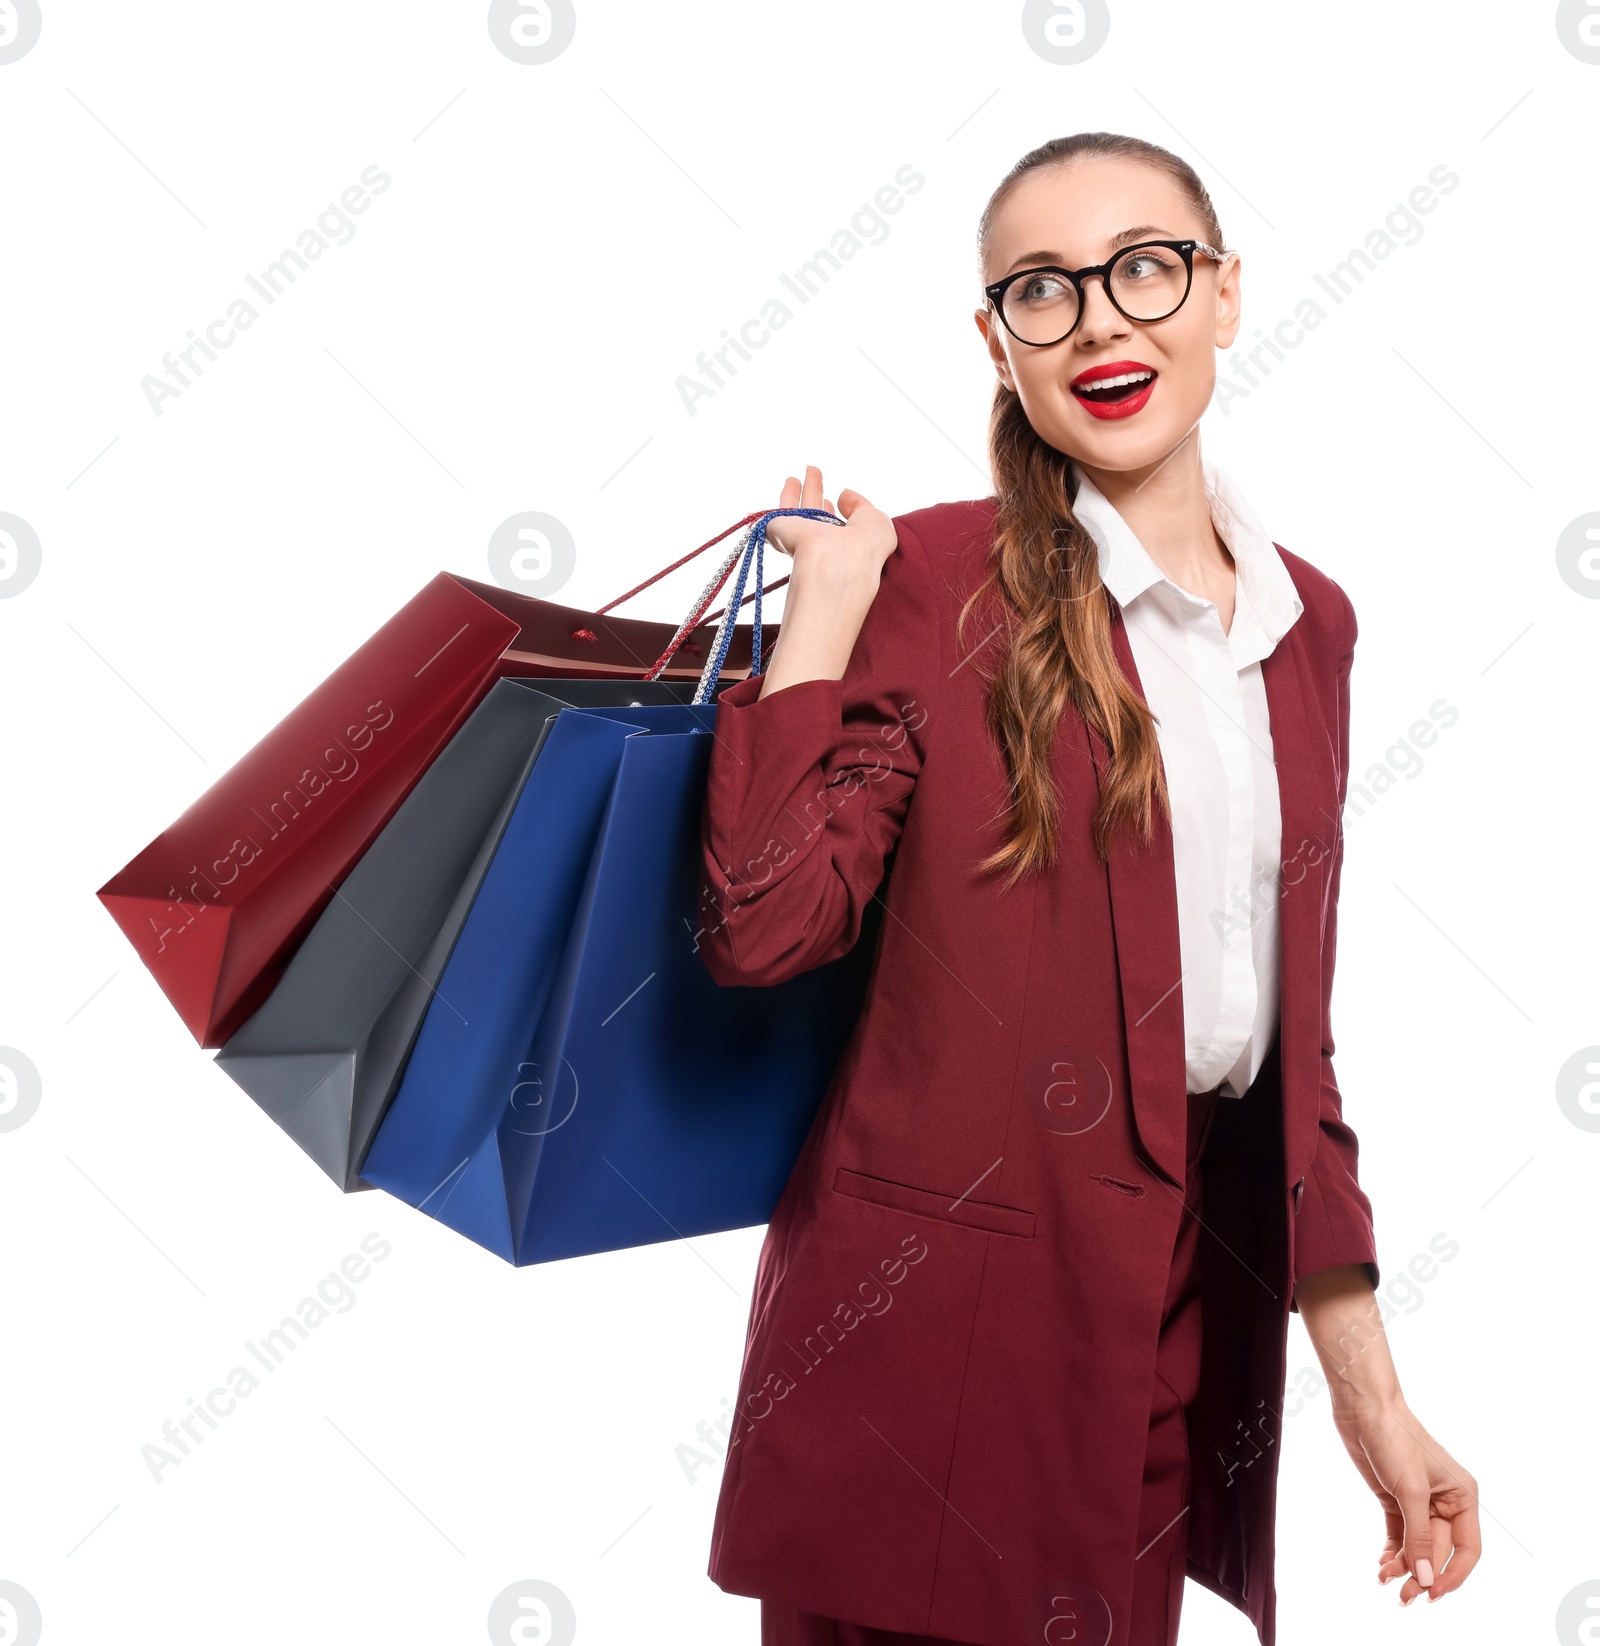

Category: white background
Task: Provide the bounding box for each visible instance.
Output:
[2,2,1597,1642]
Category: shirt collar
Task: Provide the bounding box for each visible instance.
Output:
[1069,459,1303,667]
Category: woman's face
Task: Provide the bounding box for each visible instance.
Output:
[974,156,1241,476]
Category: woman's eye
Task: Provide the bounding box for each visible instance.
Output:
[1121,254,1171,281]
[1020,274,1070,303]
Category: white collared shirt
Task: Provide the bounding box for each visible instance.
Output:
[1070,462,1304,1099]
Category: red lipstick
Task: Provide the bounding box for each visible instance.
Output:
[1070,359,1158,420]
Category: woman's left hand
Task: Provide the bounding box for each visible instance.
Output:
[1294,1263,1481,1606]
[1329,1394,1481,1605]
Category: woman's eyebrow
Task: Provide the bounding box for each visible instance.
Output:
[1106,223,1171,251]
[996,225,1174,279]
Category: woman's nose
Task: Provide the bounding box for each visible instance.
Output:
[1075,275,1132,345]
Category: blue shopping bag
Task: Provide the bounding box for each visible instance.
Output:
[510,714,878,1263]
[360,507,875,1265]
[356,705,714,1237]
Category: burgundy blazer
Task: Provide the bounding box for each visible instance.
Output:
[694,498,1380,1646]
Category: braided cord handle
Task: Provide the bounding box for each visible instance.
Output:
[633,508,845,701]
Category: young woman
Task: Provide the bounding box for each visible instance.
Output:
[695,132,1479,1646]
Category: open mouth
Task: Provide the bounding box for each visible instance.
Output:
[1070,361,1158,420]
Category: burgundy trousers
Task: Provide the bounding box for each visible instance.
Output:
[760,1084,1225,1646]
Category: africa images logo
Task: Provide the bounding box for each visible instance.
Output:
[674,165,926,416]
[139,165,393,417]
[0,0,42,64]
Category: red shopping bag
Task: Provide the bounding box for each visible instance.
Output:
[97,525,786,1048]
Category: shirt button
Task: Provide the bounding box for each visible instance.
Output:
[1291,1176,1306,1212]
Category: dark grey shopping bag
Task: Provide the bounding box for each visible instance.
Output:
[213,677,698,1189]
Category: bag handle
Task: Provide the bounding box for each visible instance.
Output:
[595,510,773,621]
[595,508,845,701]
[687,509,843,701]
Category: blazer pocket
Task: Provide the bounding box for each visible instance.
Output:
[832,1165,1036,1239]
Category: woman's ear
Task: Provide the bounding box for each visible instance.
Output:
[974,307,1015,392]
[1213,253,1243,352]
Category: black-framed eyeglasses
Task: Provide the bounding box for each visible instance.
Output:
[984,239,1230,347]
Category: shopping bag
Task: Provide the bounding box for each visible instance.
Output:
[361,508,871,1265]
[356,705,715,1232]
[510,713,881,1264]
[212,677,700,1191]
[96,561,778,1048]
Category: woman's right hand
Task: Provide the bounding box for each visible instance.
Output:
[758,466,899,697]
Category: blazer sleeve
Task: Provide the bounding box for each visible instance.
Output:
[1291,584,1381,1306]
[694,515,940,988]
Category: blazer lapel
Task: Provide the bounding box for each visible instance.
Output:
[1084,607,1189,1189]
[1260,620,1340,1194]
[1086,604,1338,1193]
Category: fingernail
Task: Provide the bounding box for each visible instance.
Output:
[1416,1558,1434,1586]
[1401,1590,1419,1607]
